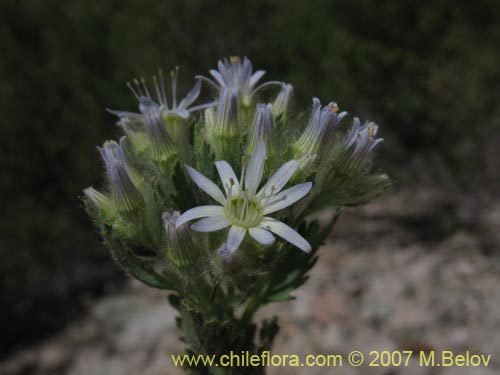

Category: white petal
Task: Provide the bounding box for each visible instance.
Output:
[241,60,253,87]
[249,70,266,87]
[176,206,224,228]
[263,182,312,215]
[178,80,201,109]
[227,225,247,253]
[185,164,226,204]
[209,69,225,86]
[260,218,311,253]
[257,160,298,198]
[215,160,240,195]
[249,227,275,245]
[245,140,266,195]
[191,216,230,232]
[195,75,220,90]
[251,81,282,96]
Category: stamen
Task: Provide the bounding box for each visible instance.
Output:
[241,193,249,220]
[171,67,179,108]
[262,186,276,206]
[239,160,246,191]
[326,102,339,113]
[230,56,241,63]
[268,194,287,206]
[225,183,232,210]
[140,77,151,98]
[152,75,163,106]
[159,69,168,108]
[368,126,376,138]
[133,78,144,96]
[126,82,140,100]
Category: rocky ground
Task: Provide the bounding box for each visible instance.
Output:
[2,185,500,375]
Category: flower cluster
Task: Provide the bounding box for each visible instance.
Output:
[85,56,388,268]
[84,57,388,369]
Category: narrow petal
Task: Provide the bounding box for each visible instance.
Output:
[249,70,266,87]
[191,216,230,232]
[245,140,266,195]
[195,75,220,90]
[185,164,226,204]
[178,80,201,109]
[215,160,240,195]
[251,81,282,96]
[209,69,225,86]
[249,227,275,245]
[241,58,252,81]
[263,182,312,215]
[260,218,311,253]
[257,160,298,198]
[176,206,224,228]
[227,225,247,253]
[188,101,217,112]
[106,109,143,119]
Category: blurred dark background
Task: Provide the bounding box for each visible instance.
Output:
[1,0,499,358]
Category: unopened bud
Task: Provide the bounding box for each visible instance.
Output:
[143,103,177,163]
[248,103,273,155]
[99,139,144,214]
[210,87,238,137]
[217,243,240,274]
[163,211,198,266]
[273,83,293,121]
[83,187,114,218]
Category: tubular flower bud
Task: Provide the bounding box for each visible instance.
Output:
[163,211,198,266]
[116,116,150,155]
[142,102,177,162]
[293,98,347,157]
[344,117,383,158]
[217,243,240,274]
[84,187,113,216]
[197,56,281,107]
[210,87,239,138]
[248,103,273,155]
[272,83,293,120]
[99,139,143,214]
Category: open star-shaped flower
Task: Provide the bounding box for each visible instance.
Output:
[176,141,313,253]
[197,56,281,106]
[109,67,212,123]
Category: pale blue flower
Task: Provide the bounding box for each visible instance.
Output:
[345,117,383,155]
[176,141,312,253]
[109,67,213,123]
[294,98,348,156]
[197,57,281,106]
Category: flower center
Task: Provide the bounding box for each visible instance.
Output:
[225,195,262,227]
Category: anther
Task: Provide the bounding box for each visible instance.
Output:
[140,77,151,98]
[133,78,144,96]
[326,102,339,113]
[126,82,140,100]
